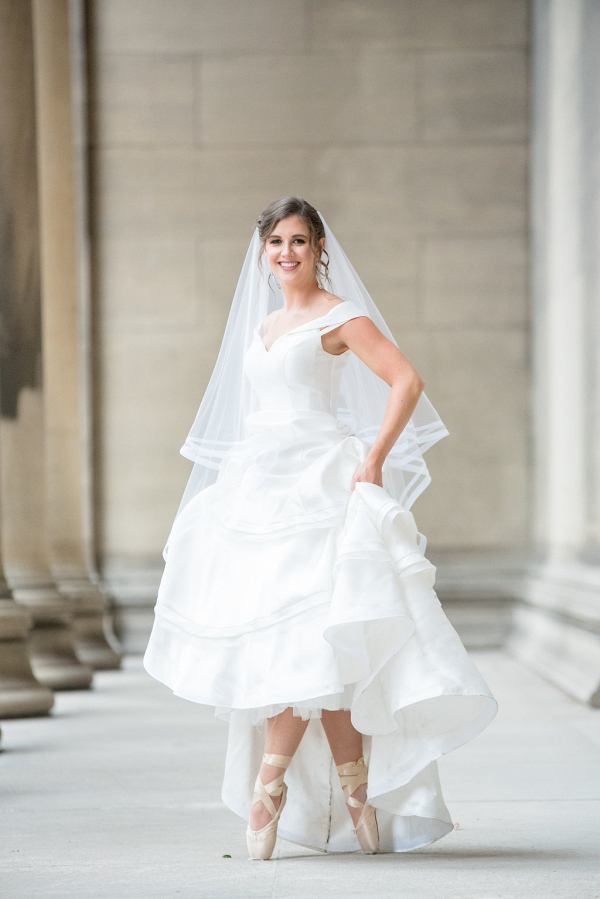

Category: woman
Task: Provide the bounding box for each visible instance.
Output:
[143,197,497,860]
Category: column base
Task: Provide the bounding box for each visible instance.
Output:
[57,580,122,670]
[0,599,54,717]
[0,681,54,717]
[507,563,600,706]
[72,612,122,670]
[27,623,94,690]
[12,585,94,691]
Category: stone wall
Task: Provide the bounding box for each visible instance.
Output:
[86,0,531,645]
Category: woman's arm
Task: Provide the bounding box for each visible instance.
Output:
[330,316,425,490]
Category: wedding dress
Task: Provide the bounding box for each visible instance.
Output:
[143,296,497,854]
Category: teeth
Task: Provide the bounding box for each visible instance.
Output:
[280,262,298,268]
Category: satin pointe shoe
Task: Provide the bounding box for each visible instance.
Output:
[246,752,293,860]
[336,755,379,854]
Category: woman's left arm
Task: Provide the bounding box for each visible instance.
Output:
[333,316,425,490]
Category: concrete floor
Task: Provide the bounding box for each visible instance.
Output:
[1,652,599,899]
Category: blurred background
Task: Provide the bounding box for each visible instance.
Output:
[0,0,599,717]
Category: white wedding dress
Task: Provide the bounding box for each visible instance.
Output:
[143,298,497,853]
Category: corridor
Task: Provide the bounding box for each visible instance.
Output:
[1,652,599,898]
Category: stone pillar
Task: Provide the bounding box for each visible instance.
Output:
[508,0,600,705]
[30,0,120,669]
[0,467,54,718]
[0,0,92,691]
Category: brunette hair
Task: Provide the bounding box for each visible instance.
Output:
[256,197,330,287]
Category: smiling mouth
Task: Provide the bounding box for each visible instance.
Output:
[279,262,299,270]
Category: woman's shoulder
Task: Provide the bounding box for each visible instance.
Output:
[326,295,371,321]
[323,291,345,309]
[323,293,368,316]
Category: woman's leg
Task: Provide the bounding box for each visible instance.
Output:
[250,707,309,830]
[320,709,367,826]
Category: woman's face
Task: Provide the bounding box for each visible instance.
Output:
[264,215,323,289]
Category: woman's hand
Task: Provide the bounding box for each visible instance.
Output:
[351,454,383,490]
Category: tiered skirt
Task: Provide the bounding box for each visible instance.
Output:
[143,411,497,852]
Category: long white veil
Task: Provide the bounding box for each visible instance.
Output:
[165,213,449,558]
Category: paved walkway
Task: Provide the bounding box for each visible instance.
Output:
[1,652,599,898]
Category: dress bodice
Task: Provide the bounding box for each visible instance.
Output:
[243,300,367,415]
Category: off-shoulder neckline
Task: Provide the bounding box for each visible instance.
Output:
[258,300,349,353]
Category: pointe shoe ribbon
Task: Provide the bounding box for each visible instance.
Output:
[336,755,379,854]
[246,752,292,860]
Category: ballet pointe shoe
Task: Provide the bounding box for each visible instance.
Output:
[246,752,293,860]
[336,755,379,854]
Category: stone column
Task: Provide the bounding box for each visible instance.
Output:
[30,0,120,669]
[0,467,54,718]
[0,0,92,691]
[508,0,600,705]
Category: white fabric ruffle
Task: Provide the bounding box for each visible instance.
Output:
[144,439,497,852]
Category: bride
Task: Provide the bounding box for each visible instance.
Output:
[143,197,497,860]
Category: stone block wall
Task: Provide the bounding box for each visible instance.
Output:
[87,0,531,643]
